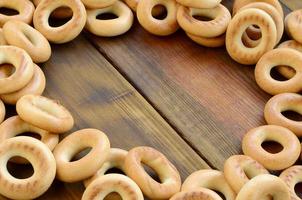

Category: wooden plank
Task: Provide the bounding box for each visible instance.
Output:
[85,1,294,169]
[280,0,302,10]
[2,36,209,200]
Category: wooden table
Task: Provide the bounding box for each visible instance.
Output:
[3,0,301,199]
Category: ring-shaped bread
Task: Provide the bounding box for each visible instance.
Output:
[242,125,300,170]
[53,129,110,182]
[0,46,34,94]
[264,93,302,137]
[137,0,179,36]
[82,174,144,200]
[236,174,290,200]
[226,8,277,65]
[86,1,134,37]
[254,48,302,95]
[3,20,51,63]
[177,4,231,38]
[182,169,236,200]
[124,146,181,199]
[0,0,35,27]
[33,0,86,43]
[285,9,302,44]
[0,136,56,199]
[16,95,74,133]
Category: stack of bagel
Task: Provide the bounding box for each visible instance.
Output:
[177,0,231,47]
[226,0,284,64]
[0,45,46,105]
[33,0,134,39]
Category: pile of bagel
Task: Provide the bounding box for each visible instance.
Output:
[0,0,301,199]
[0,94,301,200]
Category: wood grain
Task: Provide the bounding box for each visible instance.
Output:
[0,0,298,199]
[33,36,206,199]
[86,1,294,169]
[280,0,302,11]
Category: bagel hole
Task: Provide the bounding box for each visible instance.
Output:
[142,163,161,183]
[270,66,296,81]
[192,15,213,21]
[7,157,34,179]
[261,141,284,154]
[104,192,122,200]
[212,190,226,200]
[266,195,273,199]
[23,32,36,45]
[152,5,167,20]
[282,110,302,121]
[16,132,42,140]
[295,182,302,198]
[0,64,15,79]
[241,25,262,48]
[105,167,125,175]
[246,25,262,40]
[70,147,92,162]
[48,7,73,27]
[96,13,118,20]
[0,7,19,16]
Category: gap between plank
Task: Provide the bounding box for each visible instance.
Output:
[84,34,217,169]
[82,0,294,171]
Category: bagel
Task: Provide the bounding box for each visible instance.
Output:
[235,174,290,200]
[242,125,300,170]
[16,95,74,133]
[176,0,222,9]
[0,136,56,199]
[0,64,46,105]
[0,46,34,94]
[280,165,302,200]
[226,8,277,65]
[82,0,118,8]
[255,48,302,95]
[239,3,284,47]
[86,1,134,37]
[277,40,302,79]
[186,33,225,47]
[33,0,86,43]
[170,188,223,200]
[3,20,51,63]
[137,0,179,36]
[32,0,73,19]
[285,9,302,44]
[0,115,58,163]
[177,4,231,38]
[232,0,284,17]
[0,0,35,27]
[224,155,269,193]
[122,0,164,16]
[264,93,302,137]
[82,174,143,200]
[182,169,236,200]
[53,129,110,182]
[0,28,6,45]
[84,148,127,187]
[0,99,4,124]
[124,146,181,199]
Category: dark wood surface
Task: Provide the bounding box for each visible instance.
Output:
[4,36,209,200]
[86,0,296,169]
[1,0,301,199]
